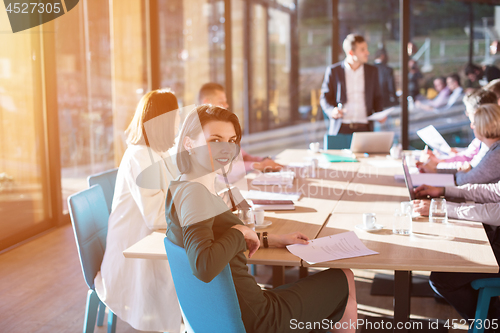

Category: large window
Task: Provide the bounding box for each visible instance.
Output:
[0,15,53,249]
[159,0,226,108]
[55,0,115,210]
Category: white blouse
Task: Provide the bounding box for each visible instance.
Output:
[94,144,181,332]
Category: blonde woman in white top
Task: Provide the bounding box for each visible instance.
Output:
[94,89,182,332]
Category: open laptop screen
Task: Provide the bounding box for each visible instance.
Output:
[402,154,415,200]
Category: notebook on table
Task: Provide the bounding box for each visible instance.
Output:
[250,199,295,211]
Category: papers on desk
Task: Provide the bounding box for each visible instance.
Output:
[286,231,378,264]
[416,125,452,155]
[241,190,301,202]
[250,199,295,211]
[366,107,396,121]
[241,190,299,211]
[251,171,295,186]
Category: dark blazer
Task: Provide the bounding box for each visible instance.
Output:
[320,61,383,135]
[374,62,398,109]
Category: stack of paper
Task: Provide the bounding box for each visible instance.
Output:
[250,199,295,211]
[251,171,295,186]
[286,231,378,264]
[241,190,301,202]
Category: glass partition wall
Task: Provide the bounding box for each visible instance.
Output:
[0,16,56,249]
[0,0,303,251]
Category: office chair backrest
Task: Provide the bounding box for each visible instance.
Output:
[164,237,246,333]
[68,185,110,290]
[87,168,118,213]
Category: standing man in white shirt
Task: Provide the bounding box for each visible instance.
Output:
[320,34,384,136]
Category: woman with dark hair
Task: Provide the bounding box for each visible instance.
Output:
[94,89,182,332]
[166,105,357,333]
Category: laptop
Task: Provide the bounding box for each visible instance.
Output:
[402,154,465,203]
[350,132,394,154]
[402,154,417,200]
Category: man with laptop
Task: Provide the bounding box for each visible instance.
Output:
[320,33,385,136]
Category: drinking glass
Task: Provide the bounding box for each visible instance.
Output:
[393,209,412,235]
[429,198,448,223]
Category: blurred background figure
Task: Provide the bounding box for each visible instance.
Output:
[408,59,423,99]
[483,40,500,82]
[416,76,451,110]
[373,48,398,109]
[464,63,483,94]
[444,73,464,109]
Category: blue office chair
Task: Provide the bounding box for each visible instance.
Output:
[68,185,117,333]
[323,133,353,150]
[164,237,246,333]
[87,168,118,214]
[469,278,500,333]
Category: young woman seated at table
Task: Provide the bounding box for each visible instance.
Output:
[94,89,182,332]
[165,105,357,333]
[413,181,500,321]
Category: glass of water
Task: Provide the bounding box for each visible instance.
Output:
[429,198,448,223]
[393,209,412,235]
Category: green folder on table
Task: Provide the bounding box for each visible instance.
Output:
[322,153,358,163]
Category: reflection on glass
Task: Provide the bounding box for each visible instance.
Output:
[0,14,49,249]
[269,8,291,129]
[55,0,115,210]
[250,4,268,133]
[159,0,225,107]
[231,0,245,129]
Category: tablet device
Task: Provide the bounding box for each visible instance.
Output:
[350,132,394,154]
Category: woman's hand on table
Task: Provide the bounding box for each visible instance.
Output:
[413,199,431,216]
[414,184,444,198]
[232,225,260,258]
[270,232,309,248]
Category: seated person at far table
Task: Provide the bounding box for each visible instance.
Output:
[413,182,500,322]
[415,76,451,110]
[417,89,497,174]
[198,82,283,172]
[166,105,358,333]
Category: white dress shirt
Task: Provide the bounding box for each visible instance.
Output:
[94,144,181,332]
[445,181,500,225]
[343,60,368,124]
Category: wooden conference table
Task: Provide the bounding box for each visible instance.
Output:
[123,149,498,332]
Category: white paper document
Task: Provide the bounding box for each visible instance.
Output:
[251,171,295,186]
[409,173,455,187]
[366,107,395,121]
[416,125,452,155]
[240,190,301,202]
[286,231,378,264]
